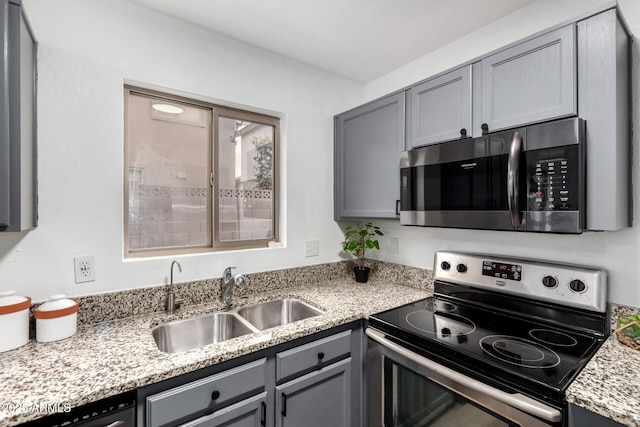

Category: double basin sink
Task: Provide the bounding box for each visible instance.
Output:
[152,298,323,353]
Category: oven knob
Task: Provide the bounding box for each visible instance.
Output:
[441,261,451,271]
[542,276,558,288]
[457,334,468,344]
[569,279,587,293]
[441,327,451,338]
[456,264,467,273]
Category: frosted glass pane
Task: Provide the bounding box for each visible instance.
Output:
[127,93,211,251]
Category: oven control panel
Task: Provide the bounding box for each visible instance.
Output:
[434,251,607,313]
[482,261,522,281]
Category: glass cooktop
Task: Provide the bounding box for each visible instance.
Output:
[368,296,601,403]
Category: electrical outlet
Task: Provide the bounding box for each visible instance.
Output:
[74,256,96,283]
[305,240,319,257]
[389,237,399,255]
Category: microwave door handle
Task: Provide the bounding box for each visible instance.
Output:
[366,328,562,423]
[507,131,524,228]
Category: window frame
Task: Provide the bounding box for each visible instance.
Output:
[123,85,280,258]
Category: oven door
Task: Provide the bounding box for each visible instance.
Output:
[366,328,562,427]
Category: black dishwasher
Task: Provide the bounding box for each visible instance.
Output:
[20,391,135,427]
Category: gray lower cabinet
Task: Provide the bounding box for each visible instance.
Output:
[480,23,576,133]
[180,392,268,427]
[275,358,351,427]
[568,403,625,427]
[334,92,405,220]
[408,65,472,148]
[146,358,268,427]
[139,324,363,427]
[0,0,37,232]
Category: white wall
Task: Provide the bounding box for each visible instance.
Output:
[0,0,362,301]
[364,0,640,308]
[3,0,639,308]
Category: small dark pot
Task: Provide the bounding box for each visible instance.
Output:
[353,267,370,283]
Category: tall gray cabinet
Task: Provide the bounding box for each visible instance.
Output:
[0,0,36,232]
[334,92,405,220]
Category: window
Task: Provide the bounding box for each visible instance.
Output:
[124,86,279,256]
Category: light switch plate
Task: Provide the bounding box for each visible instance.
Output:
[305,240,319,257]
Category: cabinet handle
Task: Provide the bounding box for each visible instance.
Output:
[281,392,287,417]
[481,123,489,135]
[317,352,325,360]
[395,200,401,216]
[460,128,467,137]
[211,390,220,401]
[261,401,267,426]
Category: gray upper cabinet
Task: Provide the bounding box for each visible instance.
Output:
[408,65,472,148]
[480,24,576,133]
[334,92,405,220]
[577,9,630,231]
[0,0,37,232]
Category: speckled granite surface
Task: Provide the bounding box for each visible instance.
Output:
[566,304,640,427]
[73,260,432,325]
[0,267,431,427]
[5,259,637,427]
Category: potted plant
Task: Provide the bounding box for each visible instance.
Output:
[341,222,383,283]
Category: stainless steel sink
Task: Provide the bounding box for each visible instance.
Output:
[152,312,256,353]
[152,298,323,353]
[236,298,323,330]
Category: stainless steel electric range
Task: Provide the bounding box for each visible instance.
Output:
[366,251,608,427]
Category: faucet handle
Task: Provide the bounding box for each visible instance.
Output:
[234,274,246,287]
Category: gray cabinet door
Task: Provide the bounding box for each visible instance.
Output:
[0,0,9,227]
[275,358,351,427]
[334,92,404,220]
[567,403,625,427]
[409,65,471,148]
[481,24,576,133]
[146,358,267,427]
[0,0,36,232]
[180,392,267,427]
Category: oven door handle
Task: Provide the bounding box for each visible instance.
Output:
[507,131,524,229]
[366,328,562,423]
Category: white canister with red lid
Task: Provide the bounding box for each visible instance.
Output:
[34,294,79,342]
[0,291,31,352]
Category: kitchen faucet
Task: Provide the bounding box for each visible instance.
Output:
[166,260,184,314]
[220,266,245,307]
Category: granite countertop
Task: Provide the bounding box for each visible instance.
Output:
[2,270,639,427]
[566,333,640,427]
[0,277,430,427]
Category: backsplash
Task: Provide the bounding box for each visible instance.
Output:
[71,259,433,325]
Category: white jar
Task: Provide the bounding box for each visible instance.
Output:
[34,294,78,343]
[0,291,31,352]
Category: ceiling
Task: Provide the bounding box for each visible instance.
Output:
[127,0,537,84]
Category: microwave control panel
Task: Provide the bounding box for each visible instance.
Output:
[527,145,580,212]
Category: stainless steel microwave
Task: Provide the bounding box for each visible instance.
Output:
[400,118,585,233]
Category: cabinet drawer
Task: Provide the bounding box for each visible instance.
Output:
[276,330,351,382]
[146,358,267,427]
[179,392,267,427]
